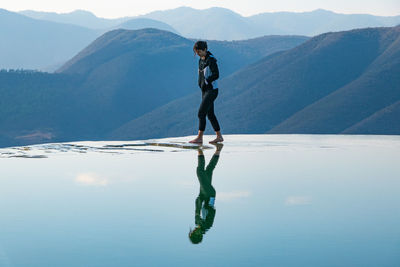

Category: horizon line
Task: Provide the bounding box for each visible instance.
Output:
[5,6,400,19]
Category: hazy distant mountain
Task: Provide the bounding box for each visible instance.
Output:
[18,7,400,41]
[141,7,254,40]
[19,7,400,41]
[4,7,400,70]
[19,9,129,29]
[1,9,180,71]
[248,9,400,36]
[112,18,178,34]
[141,7,400,40]
[20,9,179,34]
[109,26,400,139]
[0,8,99,70]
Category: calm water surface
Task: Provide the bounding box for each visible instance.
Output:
[0,135,399,266]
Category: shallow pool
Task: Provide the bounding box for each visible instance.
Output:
[0,135,399,266]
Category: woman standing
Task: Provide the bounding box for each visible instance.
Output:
[189,41,224,144]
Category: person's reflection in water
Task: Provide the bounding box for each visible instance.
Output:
[189,144,223,244]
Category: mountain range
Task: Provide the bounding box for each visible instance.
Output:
[0,28,306,147]
[19,9,129,29]
[139,7,400,39]
[0,14,399,148]
[18,10,178,33]
[2,7,399,70]
[0,8,99,70]
[0,9,179,70]
[109,26,400,140]
[21,7,400,39]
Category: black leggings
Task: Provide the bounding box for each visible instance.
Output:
[198,89,220,132]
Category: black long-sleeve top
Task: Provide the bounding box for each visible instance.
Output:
[198,51,219,91]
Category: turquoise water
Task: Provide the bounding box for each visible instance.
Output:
[0,135,399,266]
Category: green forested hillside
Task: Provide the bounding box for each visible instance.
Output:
[109,26,400,140]
[0,28,306,147]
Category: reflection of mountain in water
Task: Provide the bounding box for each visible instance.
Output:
[189,145,223,244]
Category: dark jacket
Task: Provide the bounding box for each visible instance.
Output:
[198,51,219,91]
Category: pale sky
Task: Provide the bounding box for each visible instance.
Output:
[2,0,400,18]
